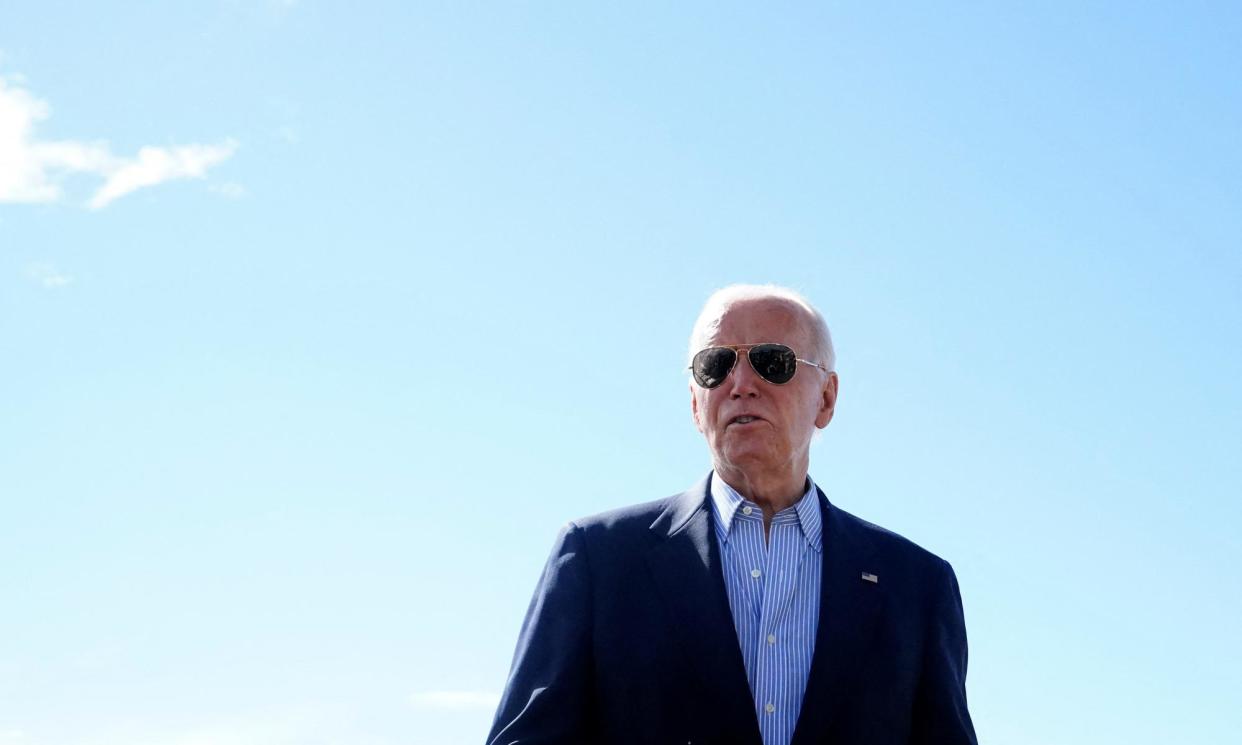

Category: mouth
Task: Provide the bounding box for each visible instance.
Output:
[728,415,765,427]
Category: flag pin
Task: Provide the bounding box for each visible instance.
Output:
[861,572,878,583]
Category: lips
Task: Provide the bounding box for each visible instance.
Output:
[728,414,765,426]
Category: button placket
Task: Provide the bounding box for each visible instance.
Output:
[752,513,804,741]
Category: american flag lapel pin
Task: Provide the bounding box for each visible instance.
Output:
[861,572,878,583]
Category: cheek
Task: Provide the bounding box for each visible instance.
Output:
[691,392,710,433]
[705,403,725,435]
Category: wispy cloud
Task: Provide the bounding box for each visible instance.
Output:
[0,709,333,745]
[25,262,73,289]
[157,717,308,745]
[0,75,236,209]
[88,142,237,209]
[209,181,248,199]
[410,690,500,712]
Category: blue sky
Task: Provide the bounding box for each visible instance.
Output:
[3,2,1240,744]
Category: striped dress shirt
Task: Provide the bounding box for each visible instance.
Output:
[709,473,823,745]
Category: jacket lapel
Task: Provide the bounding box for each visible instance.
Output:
[790,489,883,745]
[646,475,762,744]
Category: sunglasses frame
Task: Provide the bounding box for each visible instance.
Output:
[688,343,829,389]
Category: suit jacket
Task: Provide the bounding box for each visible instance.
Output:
[488,474,977,745]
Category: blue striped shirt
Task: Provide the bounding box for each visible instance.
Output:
[710,473,822,745]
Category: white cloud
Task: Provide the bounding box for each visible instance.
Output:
[0,75,235,209]
[25,262,73,288]
[88,141,238,209]
[410,690,500,712]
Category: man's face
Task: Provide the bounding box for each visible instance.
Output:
[690,298,838,479]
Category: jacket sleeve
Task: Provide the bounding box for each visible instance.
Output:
[487,522,595,745]
[910,558,978,745]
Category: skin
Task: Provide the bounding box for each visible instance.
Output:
[690,297,839,537]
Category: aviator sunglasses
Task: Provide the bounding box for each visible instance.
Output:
[689,343,829,389]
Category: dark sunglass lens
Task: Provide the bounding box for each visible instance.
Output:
[748,344,797,384]
[692,347,737,388]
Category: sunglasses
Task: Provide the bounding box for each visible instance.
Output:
[689,343,828,389]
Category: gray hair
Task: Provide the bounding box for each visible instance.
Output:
[688,284,836,371]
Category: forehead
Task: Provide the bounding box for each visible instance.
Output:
[704,298,811,347]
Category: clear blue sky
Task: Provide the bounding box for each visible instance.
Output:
[3,3,1240,744]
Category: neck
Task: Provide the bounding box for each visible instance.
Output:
[715,462,808,524]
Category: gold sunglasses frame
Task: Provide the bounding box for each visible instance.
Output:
[688,343,829,388]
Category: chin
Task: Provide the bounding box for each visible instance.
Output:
[721,445,778,470]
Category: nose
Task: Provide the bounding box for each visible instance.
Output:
[725,350,761,399]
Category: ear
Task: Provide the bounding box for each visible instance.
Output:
[814,372,839,429]
[690,382,706,433]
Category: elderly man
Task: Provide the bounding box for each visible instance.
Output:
[487,285,977,745]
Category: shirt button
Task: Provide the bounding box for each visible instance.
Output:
[765,703,775,714]
[750,568,761,578]
[742,506,753,515]
[767,634,777,644]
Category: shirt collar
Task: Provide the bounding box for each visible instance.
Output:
[709,471,824,552]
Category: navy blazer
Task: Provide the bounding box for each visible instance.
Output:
[488,475,977,745]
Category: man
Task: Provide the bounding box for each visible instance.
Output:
[488,285,977,745]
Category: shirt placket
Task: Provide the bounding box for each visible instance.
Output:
[754,515,806,741]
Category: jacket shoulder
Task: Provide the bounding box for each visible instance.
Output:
[569,493,681,536]
[831,502,953,573]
